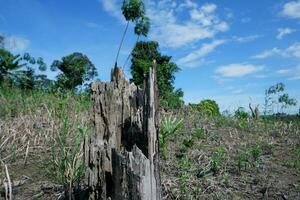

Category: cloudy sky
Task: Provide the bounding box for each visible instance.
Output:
[1,0,300,113]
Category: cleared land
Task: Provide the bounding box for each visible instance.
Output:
[1,89,300,199]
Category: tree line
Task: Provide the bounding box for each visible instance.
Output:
[0,0,184,109]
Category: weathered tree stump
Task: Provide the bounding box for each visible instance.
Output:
[84,61,161,200]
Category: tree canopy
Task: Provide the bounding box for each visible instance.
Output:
[51,52,97,90]
[130,41,184,108]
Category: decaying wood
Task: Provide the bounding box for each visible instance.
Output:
[84,61,161,200]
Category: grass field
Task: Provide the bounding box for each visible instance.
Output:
[0,87,300,199]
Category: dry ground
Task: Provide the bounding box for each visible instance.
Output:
[1,99,300,199]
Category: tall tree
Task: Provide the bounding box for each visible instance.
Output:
[115,0,146,67]
[51,52,97,90]
[130,41,184,108]
[0,49,47,89]
[0,48,25,84]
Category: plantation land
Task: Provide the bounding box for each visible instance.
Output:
[1,89,300,200]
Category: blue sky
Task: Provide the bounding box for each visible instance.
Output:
[1,0,300,113]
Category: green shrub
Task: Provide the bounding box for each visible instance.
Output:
[194,128,207,140]
[194,99,220,116]
[234,107,249,120]
[211,147,226,173]
[159,115,183,158]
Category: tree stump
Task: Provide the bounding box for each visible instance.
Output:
[84,61,161,200]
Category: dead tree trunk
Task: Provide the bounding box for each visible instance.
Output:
[84,61,161,200]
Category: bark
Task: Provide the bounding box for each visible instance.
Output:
[84,62,161,200]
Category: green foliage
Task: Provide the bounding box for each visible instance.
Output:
[235,144,263,173]
[279,93,297,112]
[194,128,207,140]
[160,115,183,158]
[264,82,297,114]
[130,41,184,109]
[293,147,300,170]
[122,0,145,22]
[0,85,90,119]
[115,0,149,67]
[211,147,226,173]
[51,52,97,90]
[134,16,150,37]
[0,49,48,89]
[196,99,220,116]
[0,48,24,83]
[234,107,249,120]
[50,115,89,199]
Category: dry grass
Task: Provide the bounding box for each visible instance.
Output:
[0,88,300,199]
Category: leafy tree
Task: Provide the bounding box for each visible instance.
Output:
[115,0,146,67]
[51,52,97,90]
[278,93,297,113]
[264,82,297,114]
[130,41,184,109]
[0,48,24,83]
[0,49,47,89]
[196,99,220,116]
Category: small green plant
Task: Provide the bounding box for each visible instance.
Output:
[211,147,226,174]
[236,151,250,173]
[182,136,194,148]
[194,128,207,140]
[235,144,263,173]
[293,147,300,170]
[50,117,89,200]
[250,144,262,162]
[160,115,183,158]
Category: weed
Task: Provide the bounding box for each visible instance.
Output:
[182,136,194,148]
[236,151,250,173]
[293,147,300,170]
[211,147,226,174]
[194,128,206,140]
[49,116,89,200]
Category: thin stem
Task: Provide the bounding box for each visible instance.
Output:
[123,35,140,70]
[115,21,129,68]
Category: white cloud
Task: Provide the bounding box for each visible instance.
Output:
[277,69,292,74]
[99,0,122,19]
[277,65,300,80]
[177,39,225,67]
[234,34,262,43]
[146,1,229,48]
[215,63,265,78]
[282,0,300,19]
[98,0,229,49]
[286,42,300,58]
[253,43,300,59]
[2,35,29,52]
[253,48,282,59]
[276,27,295,39]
